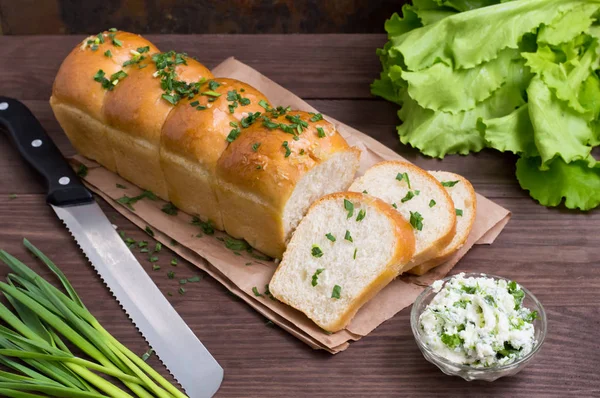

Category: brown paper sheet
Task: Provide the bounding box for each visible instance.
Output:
[72,57,511,353]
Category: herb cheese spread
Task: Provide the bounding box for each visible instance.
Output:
[420,273,537,368]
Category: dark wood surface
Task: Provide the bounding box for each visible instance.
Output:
[0,0,410,35]
[0,34,599,397]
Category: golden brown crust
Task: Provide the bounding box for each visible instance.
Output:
[408,173,477,276]
[217,110,351,209]
[161,78,267,170]
[52,31,159,121]
[215,111,357,258]
[270,192,415,333]
[160,78,269,229]
[50,31,159,171]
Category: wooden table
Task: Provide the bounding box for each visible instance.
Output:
[0,34,598,397]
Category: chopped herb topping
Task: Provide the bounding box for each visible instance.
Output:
[356,209,366,222]
[224,237,251,252]
[311,268,325,287]
[401,191,415,203]
[441,180,460,187]
[441,333,463,349]
[8,194,17,200]
[456,208,463,216]
[161,202,178,216]
[167,271,175,279]
[353,248,357,259]
[154,242,162,252]
[104,50,112,58]
[226,128,241,142]
[145,226,154,237]
[151,51,206,106]
[344,199,354,218]
[311,245,324,258]
[116,183,127,189]
[362,190,368,194]
[316,127,326,138]
[241,112,261,128]
[76,164,88,178]
[252,142,261,152]
[116,190,157,210]
[325,233,336,242]
[208,80,220,91]
[171,258,178,266]
[148,256,158,263]
[392,203,397,209]
[188,275,202,283]
[396,172,411,189]
[178,287,186,295]
[309,113,323,122]
[152,264,161,271]
[191,216,215,235]
[331,285,342,299]
[282,141,291,157]
[344,230,353,242]
[429,199,436,207]
[409,211,424,231]
[258,99,270,109]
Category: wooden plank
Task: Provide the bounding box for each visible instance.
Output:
[0,196,598,397]
[0,34,385,100]
[0,0,407,35]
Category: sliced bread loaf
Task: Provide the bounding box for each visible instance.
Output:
[269,192,415,333]
[349,161,456,265]
[408,171,477,275]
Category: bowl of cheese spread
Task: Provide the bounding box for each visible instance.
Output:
[410,273,547,381]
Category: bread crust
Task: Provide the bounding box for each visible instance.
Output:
[216,111,359,258]
[160,78,269,229]
[408,172,477,275]
[50,31,159,171]
[270,192,415,332]
[103,56,213,199]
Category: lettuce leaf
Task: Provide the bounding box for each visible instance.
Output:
[390,0,591,71]
[402,48,521,113]
[537,3,599,46]
[484,104,539,156]
[527,77,594,168]
[398,75,525,157]
[516,156,600,210]
[523,36,599,115]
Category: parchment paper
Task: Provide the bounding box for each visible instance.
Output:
[72,57,511,353]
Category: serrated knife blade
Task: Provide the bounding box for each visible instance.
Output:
[0,97,223,398]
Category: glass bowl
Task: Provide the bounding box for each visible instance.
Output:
[410,273,547,381]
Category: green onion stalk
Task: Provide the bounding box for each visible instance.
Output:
[0,239,188,398]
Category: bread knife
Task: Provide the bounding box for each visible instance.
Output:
[0,97,223,398]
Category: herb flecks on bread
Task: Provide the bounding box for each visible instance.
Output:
[269,192,415,333]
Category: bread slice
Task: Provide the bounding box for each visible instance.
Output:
[269,192,415,332]
[408,171,477,275]
[349,161,456,265]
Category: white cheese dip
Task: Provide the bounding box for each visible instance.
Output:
[419,273,537,368]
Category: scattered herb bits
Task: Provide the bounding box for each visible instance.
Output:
[311,268,325,287]
[252,286,263,297]
[396,172,411,188]
[344,199,354,218]
[410,211,424,231]
[456,208,463,216]
[401,191,415,203]
[356,209,366,222]
[429,199,436,208]
[331,285,342,299]
[441,180,460,187]
[311,245,324,258]
[344,230,353,242]
[325,233,336,242]
[76,164,88,177]
[161,202,178,215]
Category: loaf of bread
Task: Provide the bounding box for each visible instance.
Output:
[408,171,477,275]
[269,192,415,332]
[51,31,360,258]
[349,161,456,265]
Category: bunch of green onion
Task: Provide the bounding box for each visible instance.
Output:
[0,239,187,398]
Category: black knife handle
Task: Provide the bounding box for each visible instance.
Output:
[0,96,93,207]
